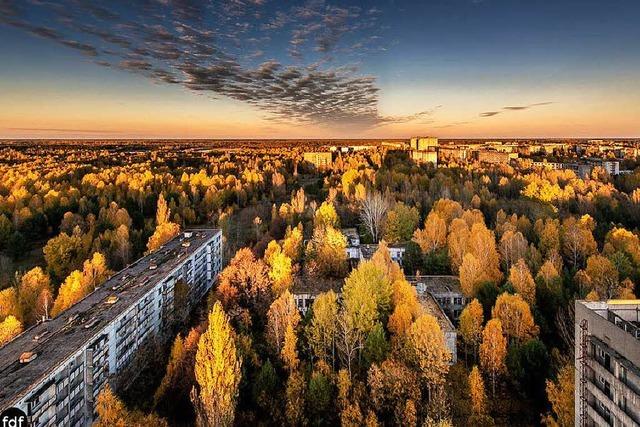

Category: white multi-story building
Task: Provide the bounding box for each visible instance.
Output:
[0,229,222,427]
[575,300,640,426]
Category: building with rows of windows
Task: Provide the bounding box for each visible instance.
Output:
[575,300,640,426]
[0,229,222,427]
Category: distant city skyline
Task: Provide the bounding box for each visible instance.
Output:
[1,0,639,139]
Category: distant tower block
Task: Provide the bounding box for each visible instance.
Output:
[409,136,439,166]
[410,136,439,151]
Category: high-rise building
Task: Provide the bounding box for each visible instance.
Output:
[0,229,223,426]
[409,136,438,166]
[410,136,438,151]
[574,300,640,426]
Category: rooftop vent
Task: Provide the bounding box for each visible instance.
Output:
[33,330,49,342]
[84,318,100,329]
[105,296,119,305]
[20,352,38,364]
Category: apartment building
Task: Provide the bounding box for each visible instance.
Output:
[0,229,223,427]
[303,151,332,169]
[409,136,439,166]
[407,275,467,322]
[415,288,458,364]
[575,300,640,427]
[476,149,514,165]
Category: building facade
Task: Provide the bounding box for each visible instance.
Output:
[0,229,223,427]
[303,151,332,169]
[409,136,439,166]
[575,300,640,427]
[407,275,466,322]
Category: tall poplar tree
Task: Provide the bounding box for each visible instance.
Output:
[191,302,242,427]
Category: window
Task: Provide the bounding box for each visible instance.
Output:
[618,395,627,411]
[619,365,627,382]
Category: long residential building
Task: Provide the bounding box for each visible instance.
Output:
[575,300,640,427]
[0,229,223,427]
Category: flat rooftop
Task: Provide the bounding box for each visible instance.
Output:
[406,275,461,294]
[417,291,455,333]
[0,228,220,410]
[580,300,640,341]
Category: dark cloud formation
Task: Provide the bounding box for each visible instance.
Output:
[480,102,553,117]
[0,0,407,128]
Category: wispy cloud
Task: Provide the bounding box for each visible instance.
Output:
[480,102,553,118]
[434,121,471,129]
[502,101,554,111]
[480,111,500,117]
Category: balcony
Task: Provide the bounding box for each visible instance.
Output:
[607,309,640,340]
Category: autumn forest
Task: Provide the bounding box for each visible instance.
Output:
[1,140,640,426]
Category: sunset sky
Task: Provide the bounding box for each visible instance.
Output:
[1,0,639,139]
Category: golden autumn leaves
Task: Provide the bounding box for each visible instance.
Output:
[191,302,242,427]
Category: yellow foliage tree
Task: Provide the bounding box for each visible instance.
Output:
[535,218,561,258]
[314,201,339,229]
[466,223,502,283]
[447,219,469,273]
[544,363,575,427]
[389,278,422,338]
[94,384,167,427]
[576,255,634,299]
[459,253,483,298]
[492,293,538,342]
[306,290,339,364]
[536,259,560,285]
[508,258,536,305]
[51,270,85,317]
[404,314,451,398]
[51,252,112,317]
[156,193,171,226]
[468,365,487,416]
[147,221,180,253]
[499,230,528,271]
[561,216,597,268]
[191,302,242,427]
[268,251,294,295]
[282,224,303,262]
[281,322,299,372]
[266,290,300,356]
[604,227,640,265]
[0,287,20,322]
[342,261,392,336]
[371,240,404,283]
[285,370,306,425]
[431,199,464,226]
[0,315,22,346]
[479,319,507,396]
[413,212,447,254]
[19,267,52,325]
[81,252,111,290]
[459,298,484,361]
[263,240,282,266]
[305,225,348,278]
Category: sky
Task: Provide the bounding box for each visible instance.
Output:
[0,0,639,139]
